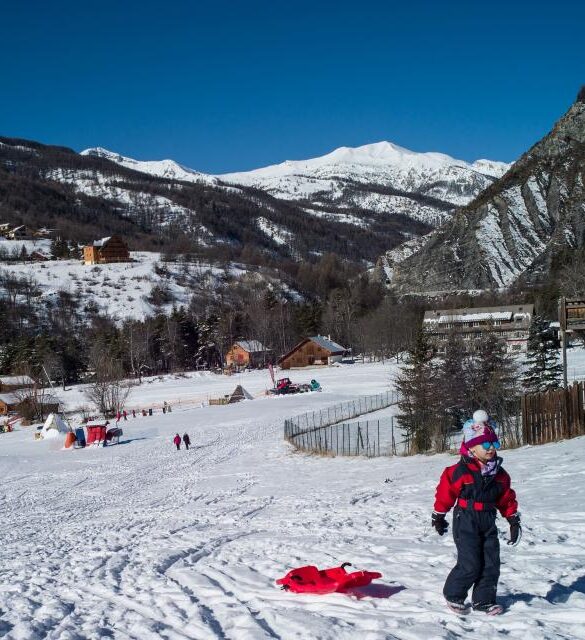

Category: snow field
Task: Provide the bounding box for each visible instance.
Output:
[0,253,254,323]
[1,362,585,639]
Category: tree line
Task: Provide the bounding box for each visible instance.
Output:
[396,316,562,454]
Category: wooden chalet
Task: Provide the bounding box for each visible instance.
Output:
[278,335,347,370]
[0,375,35,392]
[0,392,60,419]
[19,393,61,419]
[225,341,270,368]
[83,235,130,265]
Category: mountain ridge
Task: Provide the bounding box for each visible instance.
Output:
[386,95,585,293]
[83,141,510,231]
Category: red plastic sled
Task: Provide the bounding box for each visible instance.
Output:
[276,562,382,594]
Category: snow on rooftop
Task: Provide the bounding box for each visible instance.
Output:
[310,335,346,352]
[426,311,513,324]
[236,340,267,353]
[93,236,111,247]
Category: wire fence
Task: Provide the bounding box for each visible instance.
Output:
[284,390,398,431]
[284,390,401,456]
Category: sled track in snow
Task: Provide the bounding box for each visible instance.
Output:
[3,378,585,639]
[0,418,285,639]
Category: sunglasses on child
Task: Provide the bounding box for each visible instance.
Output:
[481,441,501,450]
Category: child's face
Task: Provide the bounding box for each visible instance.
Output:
[469,442,498,463]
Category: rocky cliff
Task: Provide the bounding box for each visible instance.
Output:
[387,94,585,293]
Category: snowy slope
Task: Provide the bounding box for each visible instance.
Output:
[0,253,278,322]
[86,142,510,230]
[1,362,584,639]
[389,98,585,292]
[219,142,510,226]
[221,141,508,189]
[81,147,218,186]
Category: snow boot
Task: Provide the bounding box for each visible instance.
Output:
[473,602,503,616]
[445,598,469,614]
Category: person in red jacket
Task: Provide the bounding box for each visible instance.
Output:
[173,433,181,451]
[432,409,521,615]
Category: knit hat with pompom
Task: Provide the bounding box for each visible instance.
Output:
[461,409,499,450]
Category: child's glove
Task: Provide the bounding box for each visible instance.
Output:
[432,511,448,536]
[507,514,522,546]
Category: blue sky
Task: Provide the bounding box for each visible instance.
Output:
[1,0,583,172]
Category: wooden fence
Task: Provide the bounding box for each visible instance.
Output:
[521,382,585,445]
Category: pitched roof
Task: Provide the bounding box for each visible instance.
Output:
[277,335,347,364]
[0,393,19,404]
[235,340,267,353]
[309,335,346,353]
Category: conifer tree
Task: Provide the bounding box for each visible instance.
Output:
[469,332,521,443]
[435,330,471,449]
[396,327,438,452]
[523,316,562,393]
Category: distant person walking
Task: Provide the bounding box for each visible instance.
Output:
[132,409,136,418]
[183,433,191,450]
[148,408,153,416]
[173,434,181,451]
[123,410,128,421]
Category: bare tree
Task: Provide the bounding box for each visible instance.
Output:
[13,386,60,422]
[84,350,132,417]
[559,251,585,297]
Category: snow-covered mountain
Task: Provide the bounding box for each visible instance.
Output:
[219,141,510,228]
[81,147,218,186]
[2,136,424,268]
[84,142,510,230]
[220,141,508,203]
[387,92,585,293]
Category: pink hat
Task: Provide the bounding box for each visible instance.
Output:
[460,410,498,453]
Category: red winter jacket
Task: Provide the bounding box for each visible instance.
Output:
[173,435,181,446]
[434,456,518,518]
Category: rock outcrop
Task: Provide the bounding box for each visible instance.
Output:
[388,94,585,293]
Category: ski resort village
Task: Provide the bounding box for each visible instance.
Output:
[3,3,585,636]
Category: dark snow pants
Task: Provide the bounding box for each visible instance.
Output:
[443,507,500,604]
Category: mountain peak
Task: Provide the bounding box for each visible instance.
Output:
[81,147,216,185]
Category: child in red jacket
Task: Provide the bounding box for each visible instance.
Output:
[432,410,521,615]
